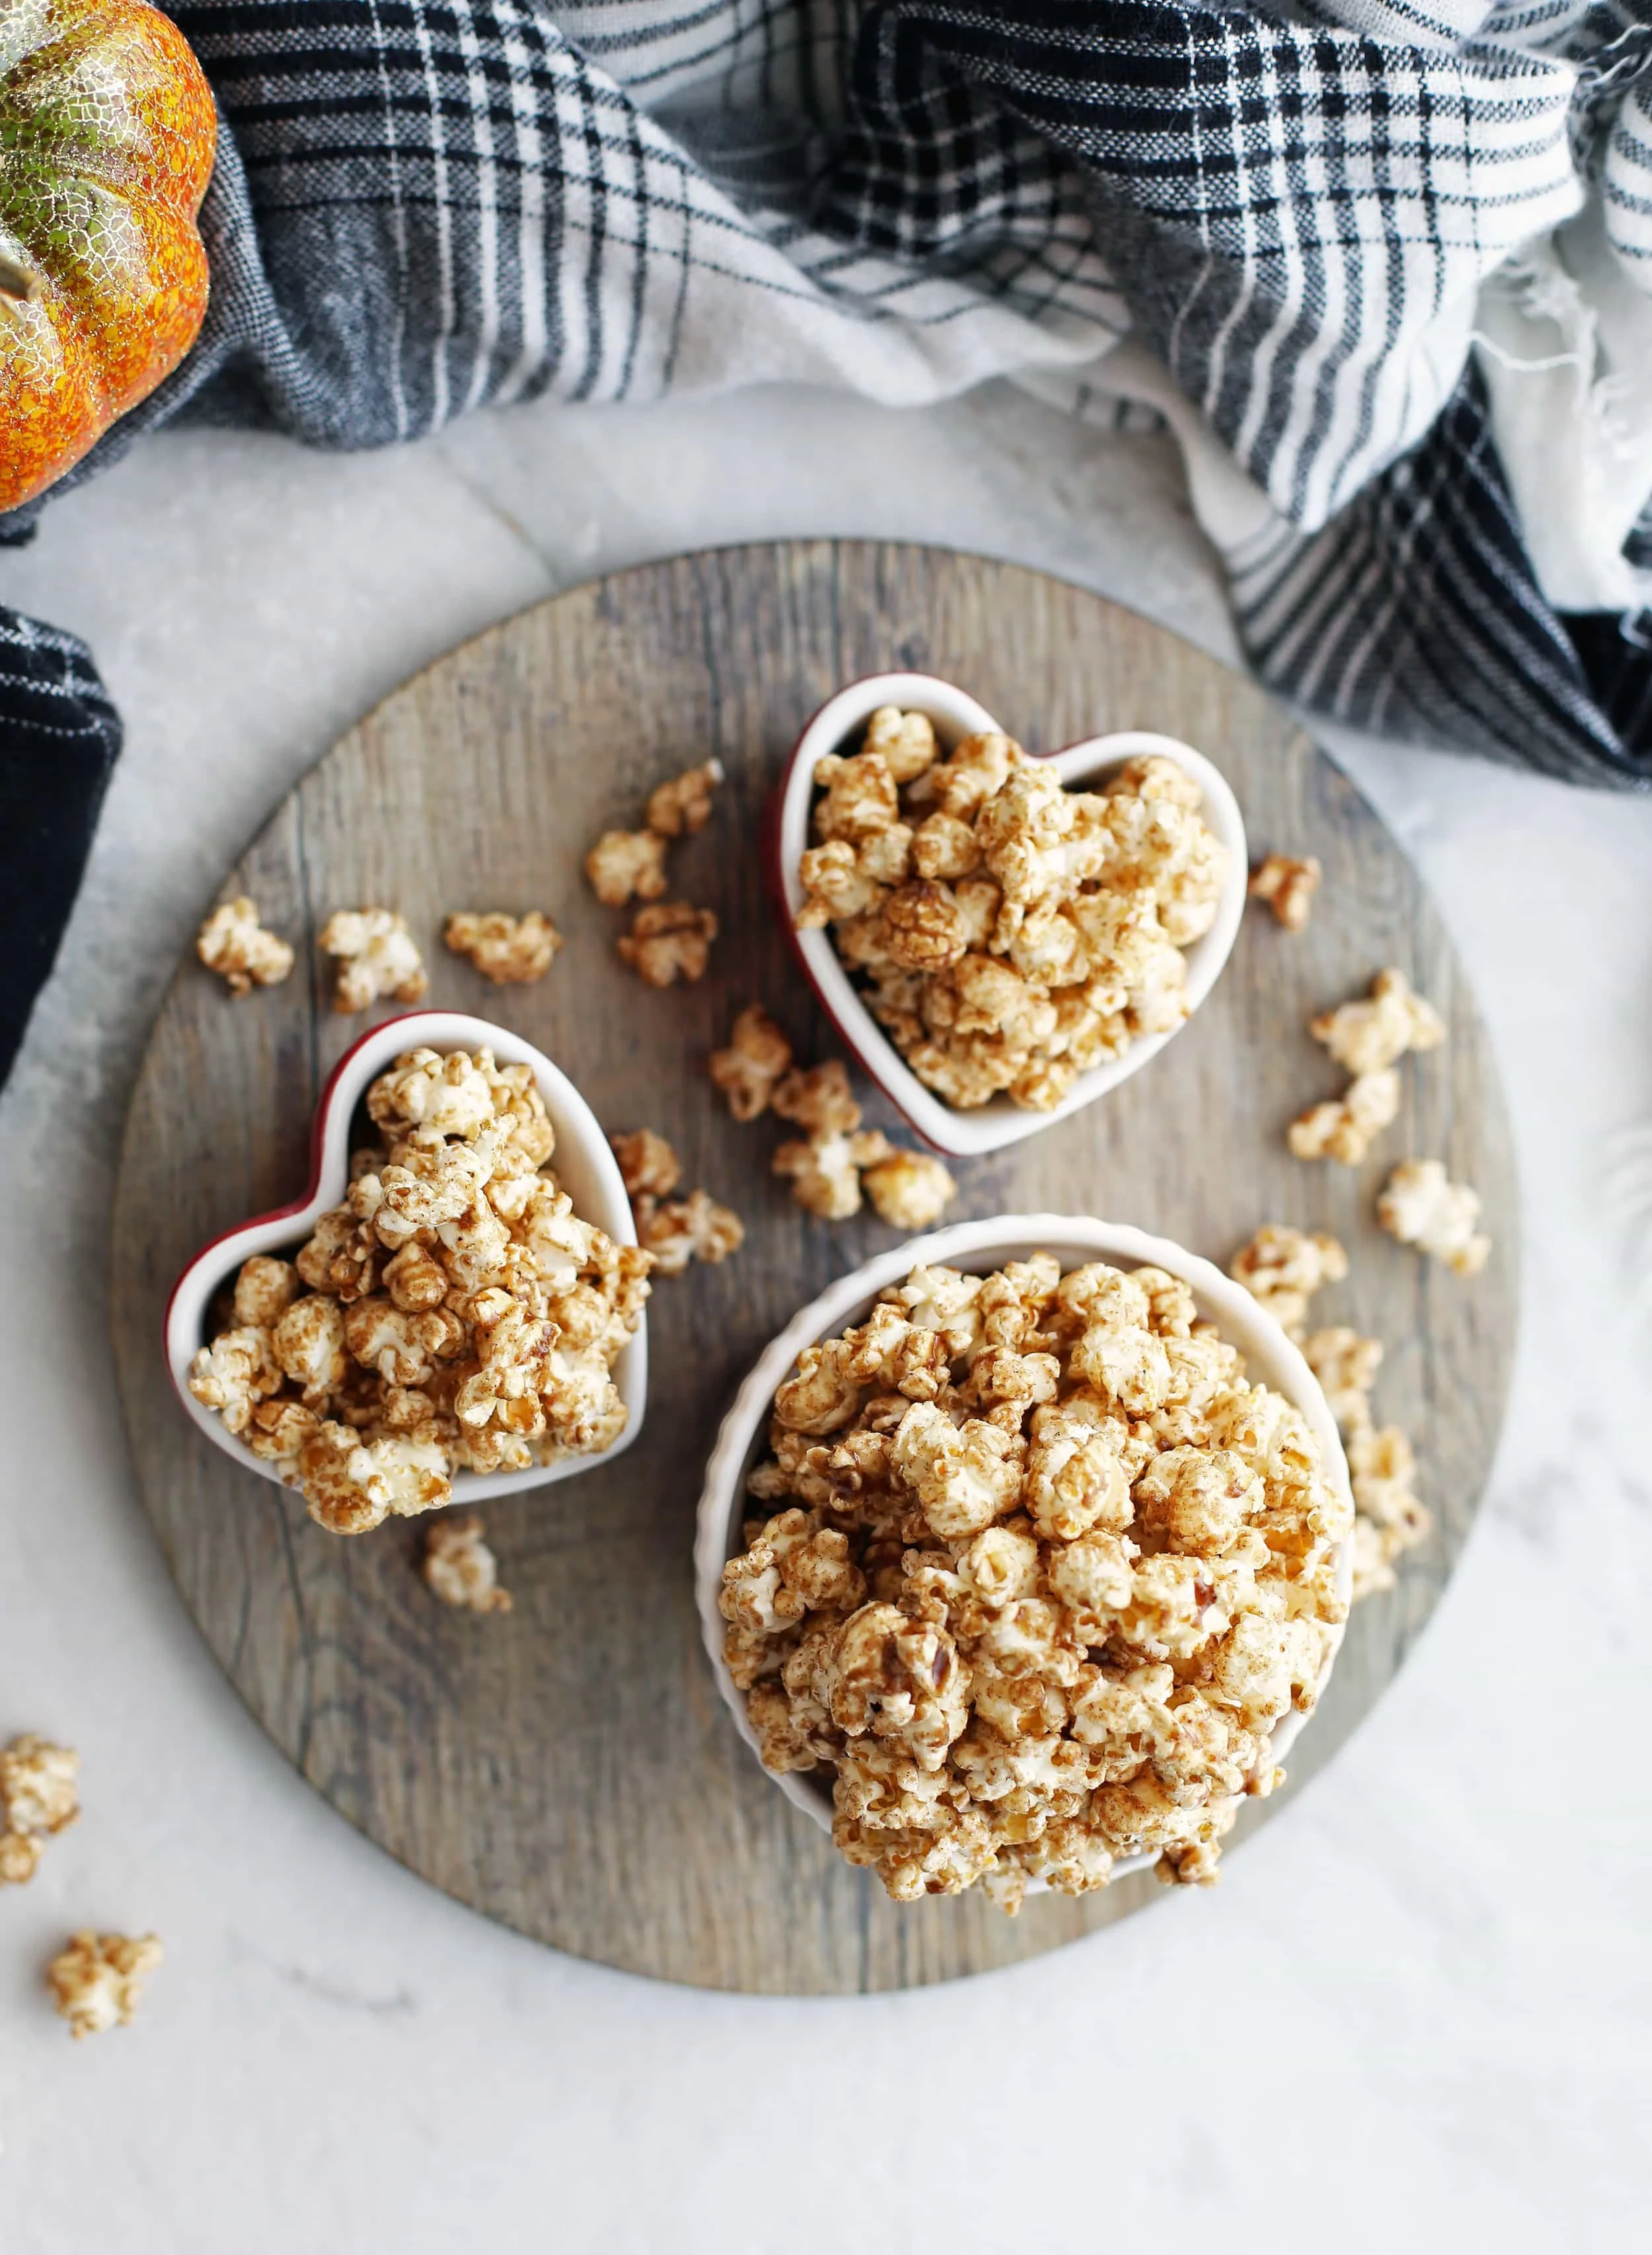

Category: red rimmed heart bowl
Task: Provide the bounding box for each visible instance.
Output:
[768,673,1248,1159]
[164,1010,646,1501]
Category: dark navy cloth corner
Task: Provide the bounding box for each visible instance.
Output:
[0,609,122,1090]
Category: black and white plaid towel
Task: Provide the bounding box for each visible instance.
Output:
[3,1,1650,1079]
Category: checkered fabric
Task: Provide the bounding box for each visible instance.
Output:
[7,2,1652,792]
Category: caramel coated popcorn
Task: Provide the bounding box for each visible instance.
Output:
[196,896,294,997]
[617,901,717,987]
[443,910,562,985]
[798,714,1229,1112]
[319,909,429,1014]
[1228,1225,1348,1337]
[424,1511,513,1613]
[709,1005,794,1122]
[585,828,669,907]
[0,1734,79,1886]
[646,759,724,839]
[46,1932,163,2040]
[722,1256,1349,1906]
[770,1061,892,1222]
[860,1149,957,1231]
[585,759,724,911]
[1287,1068,1401,1166]
[610,1128,682,1201]
[1299,1328,1431,1599]
[1248,853,1320,933]
[1377,1160,1491,1276]
[636,1188,745,1273]
[189,1048,651,1531]
[612,1128,744,1275]
[1311,968,1445,1078]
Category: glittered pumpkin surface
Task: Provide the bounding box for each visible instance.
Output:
[0,0,214,512]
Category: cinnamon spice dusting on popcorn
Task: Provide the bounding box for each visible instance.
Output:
[46,1932,163,2040]
[617,901,718,987]
[611,1129,743,1274]
[1226,1225,1347,1338]
[189,1048,650,1531]
[0,1734,80,1886]
[196,897,294,997]
[443,910,562,985]
[1248,853,1320,932]
[1377,1160,1491,1276]
[1287,1069,1401,1166]
[797,714,1228,1112]
[722,1255,1349,1907]
[646,759,724,839]
[319,909,428,1014]
[709,1005,794,1122]
[1310,968,1445,1078]
[423,1511,513,1613]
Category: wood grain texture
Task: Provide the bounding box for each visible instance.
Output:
[110,542,1517,1993]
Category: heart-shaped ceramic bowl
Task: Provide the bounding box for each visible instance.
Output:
[694,1213,1352,1882]
[166,1010,647,1500]
[769,673,1248,1158]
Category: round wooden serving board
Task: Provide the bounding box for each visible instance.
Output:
[112,542,1517,1993]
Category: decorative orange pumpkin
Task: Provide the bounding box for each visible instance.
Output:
[0,0,215,513]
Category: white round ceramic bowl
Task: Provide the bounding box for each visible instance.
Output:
[166,1010,646,1500]
[695,1213,1353,1879]
[769,673,1248,1159]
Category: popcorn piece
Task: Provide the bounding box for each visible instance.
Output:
[1376,1160,1491,1277]
[617,901,717,987]
[1228,1225,1349,1336]
[423,1511,513,1614]
[860,1150,956,1231]
[443,910,562,985]
[771,1061,863,1141]
[880,880,971,972]
[1287,1068,1402,1166]
[319,909,428,1014]
[1,1735,79,1885]
[812,747,901,847]
[1247,853,1320,933]
[1299,1327,1383,1435]
[709,1005,794,1122]
[610,1128,683,1201]
[864,706,938,786]
[297,1421,452,1535]
[232,1255,299,1330]
[195,896,294,997]
[273,1293,350,1402]
[726,1255,1346,1907]
[634,1188,744,1274]
[1347,1423,1432,1598]
[645,758,724,839]
[187,1326,282,1435]
[584,827,669,907]
[0,1830,40,1885]
[1310,967,1446,1078]
[772,1130,891,1222]
[46,1932,163,2040]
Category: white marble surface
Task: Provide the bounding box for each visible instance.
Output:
[1,384,1649,2252]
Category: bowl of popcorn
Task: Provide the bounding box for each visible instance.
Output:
[167,1013,649,1534]
[773,675,1247,1157]
[695,1215,1353,1910]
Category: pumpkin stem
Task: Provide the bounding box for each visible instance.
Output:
[0,250,40,302]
